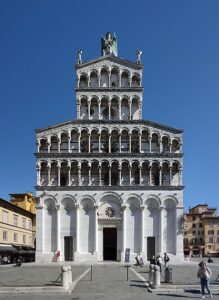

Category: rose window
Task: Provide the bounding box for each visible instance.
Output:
[105,207,115,218]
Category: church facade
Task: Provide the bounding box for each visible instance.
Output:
[35,33,184,263]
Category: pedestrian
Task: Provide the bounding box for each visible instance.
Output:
[197,261,212,299]
[150,255,156,265]
[164,252,170,268]
[156,255,163,273]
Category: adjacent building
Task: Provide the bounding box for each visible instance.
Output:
[0,198,34,255]
[184,204,219,256]
[35,33,184,263]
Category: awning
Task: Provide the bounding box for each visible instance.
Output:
[0,244,17,252]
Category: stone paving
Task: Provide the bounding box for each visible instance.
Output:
[0,261,219,299]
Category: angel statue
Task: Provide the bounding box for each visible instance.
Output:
[136,50,142,64]
[101,32,118,56]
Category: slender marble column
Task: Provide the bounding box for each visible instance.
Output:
[129,100,132,120]
[36,204,44,254]
[78,134,81,153]
[78,165,81,186]
[108,134,111,153]
[98,134,101,152]
[36,166,41,186]
[160,139,163,153]
[118,166,121,186]
[58,139,61,153]
[57,165,61,186]
[119,134,121,153]
[68,136,71,153]
[108,104,111,120]
[139,166,142,186]
[56,205,60,251]
[67,165,71,186]
[99,165,102,186]
[149,136,152,153]
[109,166,111,186]
[139,133,142,153]
[122,205,127,256]
[140,206,145,253]
[47,165,51,186]
[88,134,91,153]
[169,166,172,186]
[98,101,101,120]
[129,165,132,186]
[94,205,98,253]
[129,134,132,153]
[159,206,164,254]
[149,166,152,186]
[75,205,80,253]
[159,167,162,186]
[47,142,50,153]
[88,165,91,186]
[119,100,121,120]
[88,101,91,119]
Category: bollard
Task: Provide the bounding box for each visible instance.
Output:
[61,265,69,288]
[153,265,160,287]
[149,264,154,284]
[126,265,129,281]
[68,265,72,284]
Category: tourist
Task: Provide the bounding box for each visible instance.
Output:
[156,255,163,272]
[164,252,170,268]
[197,261,212,298]
[150,255,156,265]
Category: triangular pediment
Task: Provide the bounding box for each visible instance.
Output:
[75,55,142,71]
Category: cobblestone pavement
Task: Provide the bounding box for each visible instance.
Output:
[0,265,87,287]
[0,262,219,299]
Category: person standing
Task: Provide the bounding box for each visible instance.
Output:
[164,252,170,268]
[197,261,212,299]
[156,255,163,273]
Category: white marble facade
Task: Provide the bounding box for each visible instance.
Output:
[35,33,184,263]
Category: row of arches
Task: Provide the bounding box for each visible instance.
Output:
[38,130,181,154]
[77,68,141,88]
[37,160,182,187]
[42,195,177,256]
[78,96,141,120]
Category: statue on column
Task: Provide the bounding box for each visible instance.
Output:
[101,32,118,56]
[136,50,142,64]
[77,49,83,65]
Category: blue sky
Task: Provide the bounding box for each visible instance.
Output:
[0,0,219,212]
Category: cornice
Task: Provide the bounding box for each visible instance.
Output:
[75,87,143,92]
[35,152,183,159]
[35,119,183,134]
[75,55,143,70]
[35,186,184,191]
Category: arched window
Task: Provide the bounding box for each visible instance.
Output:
[110,68,119,87]
[121,71,129,87]
[90,98,98,119]
[100,69,108,87]
[60,162,68,186]
[50,136,58,153]
[121,98,129,120]
[80,98,88,119]
[79,75,88,88]
[131,98,139,120]
[39,139,47,153]
[151,162,160,186]
[132,74,141,87]
[60,133,68,153]
[90,71,98,88]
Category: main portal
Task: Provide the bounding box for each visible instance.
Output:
[103,228,117,260]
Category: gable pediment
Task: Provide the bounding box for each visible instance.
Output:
[76,55,142,73]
